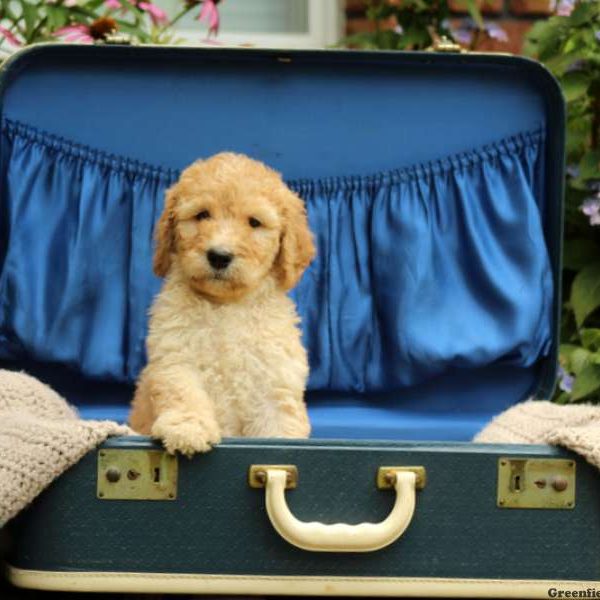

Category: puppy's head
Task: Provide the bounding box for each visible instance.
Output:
[154,153,315,302]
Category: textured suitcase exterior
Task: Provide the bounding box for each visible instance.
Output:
[6,437,600,597]
[1,43,593,597]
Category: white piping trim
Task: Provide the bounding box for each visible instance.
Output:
[6,565,600,598]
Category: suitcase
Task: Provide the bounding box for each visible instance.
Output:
[2,42,595,598]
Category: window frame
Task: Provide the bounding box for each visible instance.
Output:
[179,0,345,48]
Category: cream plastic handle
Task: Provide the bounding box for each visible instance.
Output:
[264,468,417,553]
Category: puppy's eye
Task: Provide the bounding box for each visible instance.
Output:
[248,217,262,228]
[195,210,210,221]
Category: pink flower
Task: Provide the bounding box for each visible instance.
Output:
[197,0,219,36]
[53,24,93,43]
[64,0,78,6]
[104,0,121,9]
[0,25,22,47]
[138,1,168,25]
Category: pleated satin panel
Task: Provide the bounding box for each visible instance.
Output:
[0,120,551,393]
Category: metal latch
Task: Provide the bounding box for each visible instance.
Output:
[97,449,178,500]
[249,464,298,489]
[427,35,465,53]
[98,33,134,46]
[497,458,575,509]
[377,466,427,490]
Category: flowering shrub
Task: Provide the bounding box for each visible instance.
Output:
[344,1,600,403]
[0,0,220,51]
[340,0,491,51]
[525,0,600,403]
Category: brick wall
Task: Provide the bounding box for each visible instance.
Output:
[345,0,553,55]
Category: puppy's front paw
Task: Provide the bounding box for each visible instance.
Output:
[151,411,221,457]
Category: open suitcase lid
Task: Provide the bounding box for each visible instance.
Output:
[0,44,565,441]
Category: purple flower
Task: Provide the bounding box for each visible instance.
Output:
[554,0,575,16]
[566,59,586,73]
[566,164,580,179]
[485,22,508,42]
[393,24,404,36]
[452,27,472,45]
[558,365,575,393]
[450,18,507,45]
[581,197,600,226]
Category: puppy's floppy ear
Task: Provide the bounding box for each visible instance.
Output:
[153,186,179,278]
[273,189,316,291]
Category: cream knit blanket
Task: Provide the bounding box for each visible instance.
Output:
[475,399,600,468]
[0,370,130,526]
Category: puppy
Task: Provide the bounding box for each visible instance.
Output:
[129,153,315,455]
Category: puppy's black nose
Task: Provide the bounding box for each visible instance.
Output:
[207,249,234,270]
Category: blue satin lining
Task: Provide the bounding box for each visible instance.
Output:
[0,119,552,395]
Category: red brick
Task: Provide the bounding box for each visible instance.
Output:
[345,16,396,35]
[456,18,535,54]
[346,17,376,35]
[345,0,368,13]
[509,0,552,15]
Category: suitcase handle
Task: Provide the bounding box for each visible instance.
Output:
[252,466,421,553]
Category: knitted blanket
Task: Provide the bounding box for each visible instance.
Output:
[0,370,130,526]
[475,399,600,468]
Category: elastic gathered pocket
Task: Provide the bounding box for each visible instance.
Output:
[0,120,551,393]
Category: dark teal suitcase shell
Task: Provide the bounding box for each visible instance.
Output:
[1,44,590,597]
[6,437,600,597]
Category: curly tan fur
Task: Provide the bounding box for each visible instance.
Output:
[129,153,315,455]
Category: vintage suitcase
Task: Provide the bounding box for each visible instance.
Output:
[2,43,597,597]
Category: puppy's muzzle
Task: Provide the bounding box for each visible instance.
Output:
[207,248,234,271]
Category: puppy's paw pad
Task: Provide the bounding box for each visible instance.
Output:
[151,414,221,456]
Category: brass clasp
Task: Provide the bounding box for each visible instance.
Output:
[97,449,178,500]
[497,458,575,509]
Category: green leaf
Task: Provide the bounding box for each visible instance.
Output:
[569,1,599,27]
[464,0,483,28]
[21,1,39,40]
[578,150,600,180]
[571,363,600,400]
[572,347,592,374]
[533,18,567,61]
[84,0,108,9]
[554,391,572,404]
[545,52,585,77]
[562,71,590,103]
[581,329,600,351]
[560,344,591,373]
[563,239,600,270]
[46,6,68,32]
[571,263,600,328]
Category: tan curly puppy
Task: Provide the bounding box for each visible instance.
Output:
[129,153,315,455]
